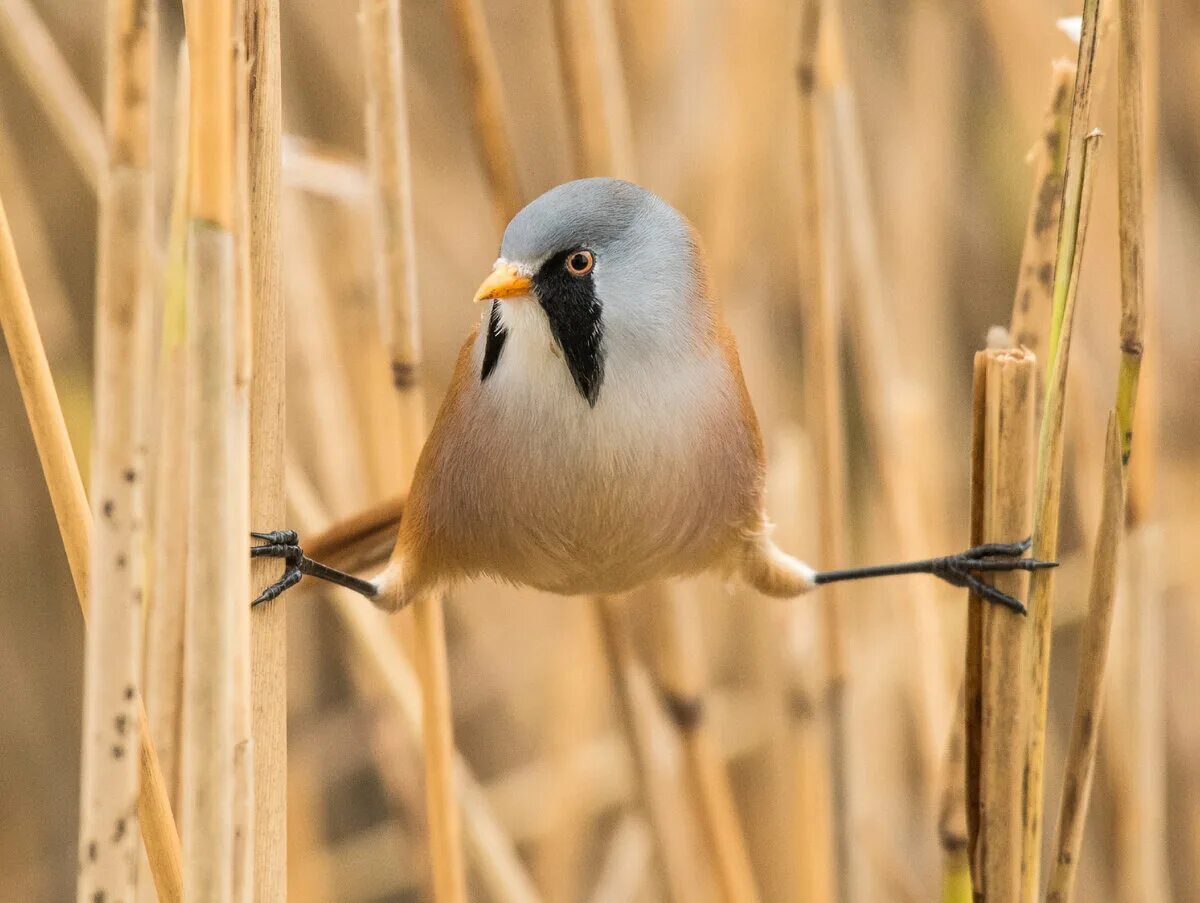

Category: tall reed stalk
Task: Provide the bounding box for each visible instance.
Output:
[1021,0,1105,888]
[0,189,183,901]
[443,0,523,225]
[76,2,156,900]
[795,1,849,896]
[965,348,1036,900]
[359,1,466,898]
[241,1,288,899]
[182,0,252,896]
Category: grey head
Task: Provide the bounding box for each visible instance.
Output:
[485,178,705,406]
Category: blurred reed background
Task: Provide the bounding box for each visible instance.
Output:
[0,0,1196,900]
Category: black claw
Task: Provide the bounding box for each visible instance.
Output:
[250,529,305,607]
[961,571,1028,615]
[961,537,1033,559]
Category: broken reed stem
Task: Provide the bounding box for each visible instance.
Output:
[0,0,105,191]
[1021,128,1104,903]
[242,2,288,900]
[967,348,1036,901]
[443,0,524,225]
[653,585,762,903]
[359,2,466,899]
[1008,61,1076,357]
[549,0,636,179]
[76,3,156,901]
[183,0,250,896]
[0,190,183,902]
[143,47,191,816]
[795,1,849,896]
[1044,417,1124,903]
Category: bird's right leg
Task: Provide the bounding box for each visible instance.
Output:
[251,531,381,607]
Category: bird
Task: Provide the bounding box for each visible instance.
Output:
[252,178,1052,613]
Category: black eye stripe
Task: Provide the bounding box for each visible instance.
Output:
[533,250,604,406]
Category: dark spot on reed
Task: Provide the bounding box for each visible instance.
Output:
[1035,176,1062,234]
[113,817,126,843]
[112,744,125,760]
[93,892,106,903]
[796,63,815,93]
[392,361,417,389]
[1020,288,1032,312]
[88,841,98,862]
[661,691,704,732]
[115,554,127,569]
[115,714,128,735]
[124,685,135,700]
[102,500,115,520]
[1038,262,1054,289]
[123,468,136,483]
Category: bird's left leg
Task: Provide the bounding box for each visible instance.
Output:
[811,537,1056,614]
[251,531,380,607]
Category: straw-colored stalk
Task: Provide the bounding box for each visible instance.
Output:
[1008,61,1075,357]
[592,594,701,903]
[284,474,543,903]
[937,688,970,903]
[795,1,849,896]
[0,193,184,901]
[1021,108,1105,903]
[242,1,288,899]
[549,0,636,179]
[652,585,762,903]
[0,0,105,190]
[143,46,191,817]
[1045,2,1147,895]
[443,0,524,225]
[182,0,251,896]
[359,2,466,898]
[824,0,949,796]
[75,2,156,900]
[1044,416,1124,903]
[965,348,1036,900]
[587,815,653,903]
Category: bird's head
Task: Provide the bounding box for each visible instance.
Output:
[472,178,709,407]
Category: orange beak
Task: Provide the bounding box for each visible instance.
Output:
[473,261,533,304]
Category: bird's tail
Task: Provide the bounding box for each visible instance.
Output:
[306,495,404,576]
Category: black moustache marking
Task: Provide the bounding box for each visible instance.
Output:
[480,300,508,381]
[533,250,604,406]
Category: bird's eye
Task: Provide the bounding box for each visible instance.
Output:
[565,249,594,277]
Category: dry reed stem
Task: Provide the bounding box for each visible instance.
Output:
[143,49,191,816]
[1008,61,1075,357]
[182,0,246,895]
[443,0,524,224]
[359,1,466,899]
[1021,128,1104,903]
[967,348,1036,901]
[795,1,849,896]
[287,460,543,903]
[592,594,702,903]
[76,3,156,900]
[0,0,105,190]
[587,815,653,903]
[550,0,636,179]
[653,584,762,903]
[281,136,371,205]
[242,2,288,899]
[824,0,949,797]
[1045,415,1124,903]
[0,189,184,902]
[938,687,970,903]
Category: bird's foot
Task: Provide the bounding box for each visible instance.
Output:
[251,530,305,607]
[928,537,1056,615]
